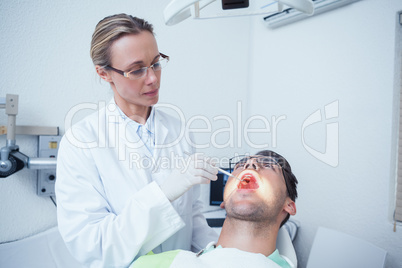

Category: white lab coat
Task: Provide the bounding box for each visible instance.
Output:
[55,98,218,268]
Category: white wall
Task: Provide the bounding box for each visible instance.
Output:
[248,0,402,267]
[1,0,401,267]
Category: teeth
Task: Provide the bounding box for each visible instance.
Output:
[243,175,251,183]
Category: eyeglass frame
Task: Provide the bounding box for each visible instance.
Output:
[105,52,169,80]
[228,155,291,197]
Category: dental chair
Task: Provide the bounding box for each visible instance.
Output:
[277,220,298,268]
[306,227,387,268]
[0,226,82,268]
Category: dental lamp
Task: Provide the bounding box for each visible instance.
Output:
[164,0,314,25]
[0,94,58,178]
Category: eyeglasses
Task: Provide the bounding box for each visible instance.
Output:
[106,53,169,80]
[229,155,281,173]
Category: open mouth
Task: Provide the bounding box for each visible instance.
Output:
[237,174,259,190]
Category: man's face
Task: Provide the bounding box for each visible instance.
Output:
[221,156,295,224]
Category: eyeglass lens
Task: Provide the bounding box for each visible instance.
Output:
[231,156,279,172]
[127,57,168,80]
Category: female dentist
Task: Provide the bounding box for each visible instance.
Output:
[55,14,219,268]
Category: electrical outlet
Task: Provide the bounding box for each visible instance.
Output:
[37,135,62,196]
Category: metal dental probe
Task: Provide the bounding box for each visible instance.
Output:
[184,152,243,182]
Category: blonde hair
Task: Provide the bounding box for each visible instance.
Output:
[90,13,154,67]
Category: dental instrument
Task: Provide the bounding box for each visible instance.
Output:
[184,151,243,181]
[216,166,243,182]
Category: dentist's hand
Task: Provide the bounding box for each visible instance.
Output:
[160,153,218,202]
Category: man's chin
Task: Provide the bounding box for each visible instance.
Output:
[225,198,262,216]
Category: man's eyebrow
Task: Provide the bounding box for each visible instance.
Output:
[125,54,160,70]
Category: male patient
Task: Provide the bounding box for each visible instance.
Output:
[131,150,298,268]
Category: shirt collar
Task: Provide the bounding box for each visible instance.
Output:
[143,107,155,134]
[115,103,155,134]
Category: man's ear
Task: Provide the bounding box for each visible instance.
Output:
[283,198,296,216]
[96,65,113,82]
[220,201,225,209]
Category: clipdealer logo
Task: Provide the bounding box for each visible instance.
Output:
[301,100,339,167]
[63,100,339,167]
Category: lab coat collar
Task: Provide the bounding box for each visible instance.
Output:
[105,98,170,160]
[153,108,169,159]
[105,98,125,125]
[105,98,152,159]
[107,98,154,127]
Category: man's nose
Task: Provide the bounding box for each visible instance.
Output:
[244,159,258,170]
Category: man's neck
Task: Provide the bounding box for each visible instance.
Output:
[216,217,279,257]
